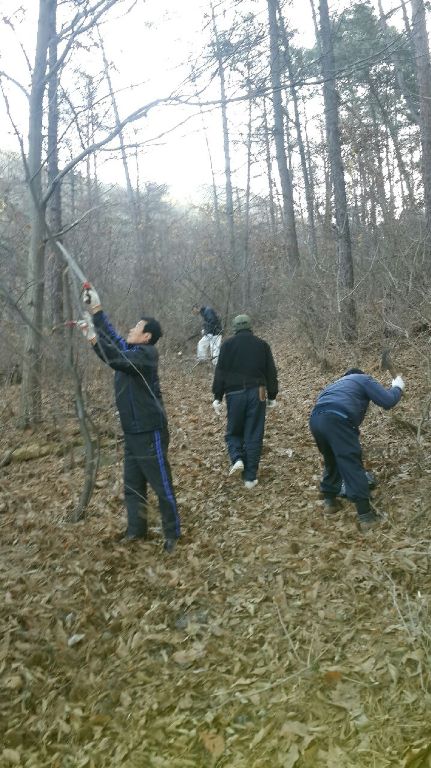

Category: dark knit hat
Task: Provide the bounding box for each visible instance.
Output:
[232,314,252,332]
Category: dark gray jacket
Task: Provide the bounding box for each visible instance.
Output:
[93,311,167,433]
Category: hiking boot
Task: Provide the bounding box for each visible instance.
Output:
[244,479,258,490]
[323,497,342,513]
[229,459,244,476]
[357,511,380,532]
[164,538,178,553]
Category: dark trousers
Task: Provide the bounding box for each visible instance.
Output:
[309,411,370,515]
[123,429,180,539]
[225,388,266,481]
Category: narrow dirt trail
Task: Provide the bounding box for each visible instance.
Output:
[0,332,430,767]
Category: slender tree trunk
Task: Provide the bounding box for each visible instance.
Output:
[319,0,357,340]
[262,96,277,236]
[47,0,63,327]
[368,78,415,204]
[210,4,236,273]
[384,125,397,215]
[267,0,300,270]
[278,5,318,263]
[20,0,53,426]
[411,0,431,245]
[243,81,253,307]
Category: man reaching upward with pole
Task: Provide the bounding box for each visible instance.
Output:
[77,283,181,552]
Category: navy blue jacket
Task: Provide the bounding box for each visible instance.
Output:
[212,329,278,401]
[311,373,402,427]
[92,311,167,434]
[200,306,222,335]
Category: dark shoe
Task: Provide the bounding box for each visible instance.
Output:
[323,497,342,513]
[357,512,380,532]
[116,531,147,543]
[164,538,178,553]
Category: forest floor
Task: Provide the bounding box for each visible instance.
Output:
[1,328,431,768]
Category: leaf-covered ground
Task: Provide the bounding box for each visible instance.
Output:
[1,330,431,768]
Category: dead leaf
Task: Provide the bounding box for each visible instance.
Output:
[200,731,224,758]
[1,749,21,765]
[172,648,206,666]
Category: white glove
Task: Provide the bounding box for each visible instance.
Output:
[77,312,97,343]
[212,399,223,416]
[81,282,102,312]
[391,375,405,391]
[267,399,277,409]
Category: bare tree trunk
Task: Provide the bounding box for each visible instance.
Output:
[47,0,64,327]
[411,0,431,244]
[262,96,277,235]
[368,78,415,205]
[277,4,318,263]
[267,0,300,270]
[319,0,357,340]
[210,4,236,272]
[20,0,53,426]
[243,82,252,307]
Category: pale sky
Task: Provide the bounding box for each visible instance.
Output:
[0,0,417,201]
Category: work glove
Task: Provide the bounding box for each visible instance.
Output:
[77,312,97,343]
[267,399,277,409]
[81,282,102,313]
[212,399,223,416]
[391,375,405,391]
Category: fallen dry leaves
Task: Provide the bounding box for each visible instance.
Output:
[0,330,431,767]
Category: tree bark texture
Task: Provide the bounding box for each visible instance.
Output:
[318,0,357,341]
[47,0,64,327]
[211,4,236,276]
[277,5,318,263]
[267,0,300,270]
[20,0,54,425]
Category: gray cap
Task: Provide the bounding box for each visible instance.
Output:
[233,314,252,332]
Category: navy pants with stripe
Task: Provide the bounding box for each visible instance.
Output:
[309,411,370,515]
[225,387,266,481]
[123,429,180,539]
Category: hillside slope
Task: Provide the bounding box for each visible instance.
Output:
[0,331,430,767]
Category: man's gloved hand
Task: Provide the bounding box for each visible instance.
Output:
[81,282,102,313]
[267,399,277,409]
[391,375,405,391]
[212,399,223,416]
[77,312,97,343]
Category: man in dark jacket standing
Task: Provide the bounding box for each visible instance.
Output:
[212,314,278,489]
[309,368,405,530]
[78,284,180,552]
[192,304,223,365]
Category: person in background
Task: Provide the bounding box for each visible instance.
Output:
[77,284,181,553]
[212,314,278,489]
[309,368,405,531]
[192,303,223,366]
